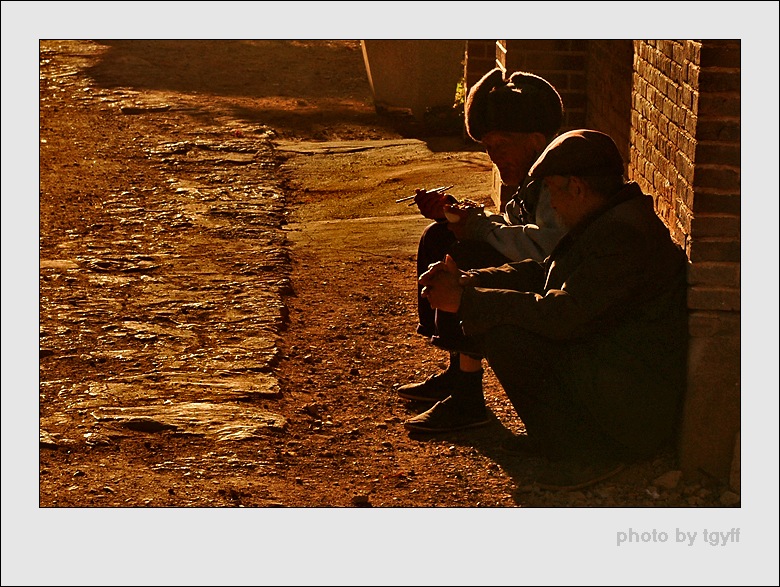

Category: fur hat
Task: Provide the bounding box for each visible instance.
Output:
[529,129,625,178]
[465,68,563,141]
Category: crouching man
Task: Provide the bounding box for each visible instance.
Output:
[406,130,689,488]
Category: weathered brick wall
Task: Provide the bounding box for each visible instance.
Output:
[632,40,741,483]
[631,41,698,249]
[688,41,742,483]
[585,40,634,168]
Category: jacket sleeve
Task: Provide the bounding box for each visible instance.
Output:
[460,185,566,262]
[458,221,657,340]
[469,259,547,291]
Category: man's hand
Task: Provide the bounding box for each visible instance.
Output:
[419,254,473,313]
[414,188,457,220]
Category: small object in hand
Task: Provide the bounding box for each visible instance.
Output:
[444,199,484,222]
[395,185,454,204]
[444,210,461,223]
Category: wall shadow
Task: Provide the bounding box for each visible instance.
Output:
[83,40,473,148]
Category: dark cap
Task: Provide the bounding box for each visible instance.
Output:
[529,129,625,178]
[465,68,563,141]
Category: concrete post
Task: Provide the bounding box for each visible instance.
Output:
[361,40,466,121]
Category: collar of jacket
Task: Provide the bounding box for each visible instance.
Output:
[511,177,543,220]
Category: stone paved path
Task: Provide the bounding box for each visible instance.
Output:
[39,50,294,446]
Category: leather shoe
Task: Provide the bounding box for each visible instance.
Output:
[397,369,458,403]
[404,396,490,433]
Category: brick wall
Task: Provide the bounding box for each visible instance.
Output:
[632,40,741,482]
[631,41,698,249]
[585,40,634,168]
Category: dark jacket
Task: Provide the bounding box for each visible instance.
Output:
[458,182,688,456]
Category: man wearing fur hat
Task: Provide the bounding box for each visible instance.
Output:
[398,68,567,413]
[408,130,689,487]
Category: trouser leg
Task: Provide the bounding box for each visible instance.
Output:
[415,222,456,337]
[478,325,618,460]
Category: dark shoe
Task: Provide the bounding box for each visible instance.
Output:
[534,457,626,491]
[397,370,458,403]
[404,396,490,433]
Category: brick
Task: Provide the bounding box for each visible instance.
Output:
[694,166,740,191]
[675,152,695,183]
[699,70,741,92]
[690,214,741,238]
[659,53,672,76]
[687,286,741,311]
[662,97,675,119]
[700,43,741,68]
[686,41,702,64]
[696,142,741,167]
[696,119,740,142]
[675,173,693,205]
[698,93,741,117]
[665,83,679,104]
[682,130,697,160]
[687,310,741,337]
[684,109,698,135]
[689,238,741,263]
[681,85,694,110]
[671,60,684,81]
[676,204,693,237]
[687,261,740,287]
[677,177,695,206]
[694,191,741,215]
[659,41,676,58]
[673,43,685,64]
[688,62,700,87]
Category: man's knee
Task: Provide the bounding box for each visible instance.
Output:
[419,222,456,269]
[420,221,455,250]
[476,325,562,374]
[478,324,542,355]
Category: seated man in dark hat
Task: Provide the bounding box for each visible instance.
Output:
[407,129,689,487]
[398,68,567,411]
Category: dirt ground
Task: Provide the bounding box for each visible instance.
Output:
[34,40,740,512]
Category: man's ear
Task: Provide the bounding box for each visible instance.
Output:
[569,176,587,198]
